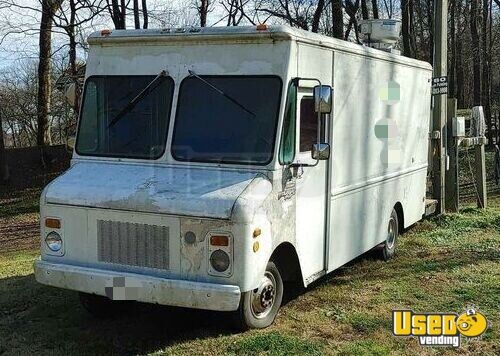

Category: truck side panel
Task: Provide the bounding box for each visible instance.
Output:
[327,50,431,272]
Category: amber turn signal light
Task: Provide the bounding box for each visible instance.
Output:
[210,235,229,246]
[45,218,61,229]
[256,24,268,31]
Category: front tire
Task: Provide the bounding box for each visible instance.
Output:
[235,261,284,330]
[380,208,399,261]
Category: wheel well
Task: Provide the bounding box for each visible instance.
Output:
[270,242,303,284]
[394,202,404,233]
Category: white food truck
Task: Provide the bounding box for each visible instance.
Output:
[35,25,432,329]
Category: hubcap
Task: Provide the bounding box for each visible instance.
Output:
[387,217,397,249]
[250,271,276,319]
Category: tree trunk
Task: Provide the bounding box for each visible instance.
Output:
[0,107,9,184]
[401,0,413,58]
[449,0,457,98]
[311,0,325,33]
[344,0,360,41]
[142,0,148,29]
[68,0,80,116]
[361,0,369,19]
[133,0,140,29]
[426,0,434,64]
[456,0,465,107]
[120,0,127,28]
[481,0,492,143]
[110,0,125,29]
[371,0,379,18]
[331,0,344,39]
[470,0,482,106]
[199,0,209,27]
[37,0,57,147]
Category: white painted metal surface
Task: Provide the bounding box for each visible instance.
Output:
[35,259,241,311]
[44,161,257,219]
[35,25,432,312]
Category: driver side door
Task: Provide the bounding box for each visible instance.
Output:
[294,86,329,282]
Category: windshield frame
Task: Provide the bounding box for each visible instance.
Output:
[170,74,283,166]
[75,74,175,160]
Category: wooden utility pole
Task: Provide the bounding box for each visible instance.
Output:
[431,0,448,214]
[445,98,458,212]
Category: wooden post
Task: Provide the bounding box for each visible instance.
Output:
[475,144,487,208]
[445,98,458,212]
[431,0,448,214]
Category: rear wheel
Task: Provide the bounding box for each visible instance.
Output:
[235,261,283,330]
[380,208,399,261]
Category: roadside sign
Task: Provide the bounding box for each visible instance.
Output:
[432,76,448,95]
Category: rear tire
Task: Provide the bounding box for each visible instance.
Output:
[234,261,283,330]
[380,208,399,261]
[79,292,129,318]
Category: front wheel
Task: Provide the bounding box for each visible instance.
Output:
[235,261,284,330]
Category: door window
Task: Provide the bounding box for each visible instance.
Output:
[278,79,298,164]
[299,96,316,152]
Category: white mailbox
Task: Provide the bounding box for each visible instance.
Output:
[452,116,466,138]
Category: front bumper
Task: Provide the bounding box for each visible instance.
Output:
[34,260,241,311]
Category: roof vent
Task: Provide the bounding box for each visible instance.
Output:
[359,19,401,54]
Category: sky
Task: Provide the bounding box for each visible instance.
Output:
[0,0,229,69]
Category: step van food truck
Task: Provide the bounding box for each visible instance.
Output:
[35,25,432,329]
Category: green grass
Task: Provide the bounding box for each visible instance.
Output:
[0,199,499,355]
[0,187,41,218]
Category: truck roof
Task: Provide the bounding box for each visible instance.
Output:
[88,25,432,71]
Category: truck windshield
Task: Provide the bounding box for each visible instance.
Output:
[76,75,174,159]
[171,76,282,165]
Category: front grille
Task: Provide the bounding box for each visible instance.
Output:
[97,220,170,270]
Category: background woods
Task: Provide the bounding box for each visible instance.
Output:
[0,0,499,176]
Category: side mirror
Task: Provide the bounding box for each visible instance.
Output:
[312,143,330,160]
[313,85,332,114]
[66,135,76,152]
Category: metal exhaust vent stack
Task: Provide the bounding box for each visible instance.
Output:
[359,19,402,55]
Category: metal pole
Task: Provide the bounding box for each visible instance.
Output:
[445,98,458,212]
[432,0,448,214]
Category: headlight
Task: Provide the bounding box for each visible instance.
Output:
[209,249,230,272]
[45,232,62,252]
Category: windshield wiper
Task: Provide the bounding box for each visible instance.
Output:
[187,70,256,118]
[107,70,168,129]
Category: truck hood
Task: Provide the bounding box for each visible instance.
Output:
[43,161,261,219]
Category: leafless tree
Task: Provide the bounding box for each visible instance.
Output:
[107,0,126,28]
[470,0,482,106]
[401,0,415,57]
[331,0,344,39]
[37,0,63,148]
[344,0,361,41]
[196,0,212,26]
[0,104,8,183]
[255,0,326,32]
[52,0,105,114]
